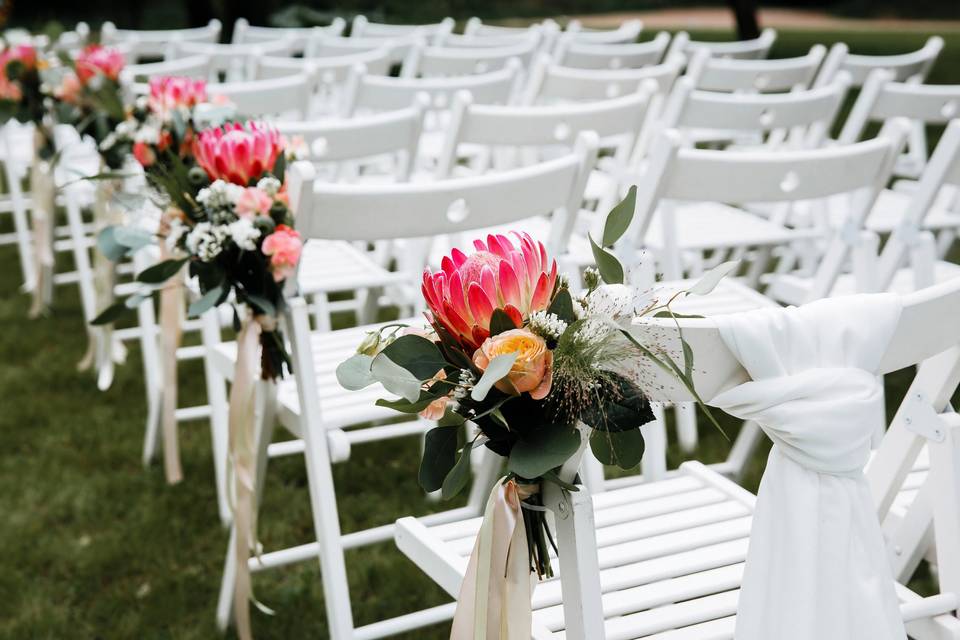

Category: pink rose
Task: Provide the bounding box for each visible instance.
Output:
[235,187,273,217]
[261,224,303,282]
[472,328,553,399]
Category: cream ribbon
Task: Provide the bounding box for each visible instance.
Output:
[450,478,537,640]
[229,312,277,640]
[158,211,185,485]
[28,140,56,319]
[78,177,125,383]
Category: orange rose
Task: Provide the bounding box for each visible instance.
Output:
[473,328,553,400]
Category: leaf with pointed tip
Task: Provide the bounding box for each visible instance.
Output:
[602,185,637,247]
[137,258,187,284]
[374,392,437,414]
[90,301,129,325]
[489,308,518,337]
[380,335,447,381]
[589,234,624,285]
[686,260,740,296]
[471,352,518,401]
[188,283,225,318]
[508,425,580,480]
[442,440,473,500]
[419,425,460,492]
[97,226,127,261]
[548,287,576,324]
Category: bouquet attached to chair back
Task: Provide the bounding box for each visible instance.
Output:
[337,187,728,601]
[0,43,55,158]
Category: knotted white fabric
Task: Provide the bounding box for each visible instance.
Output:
[708,294,906,640]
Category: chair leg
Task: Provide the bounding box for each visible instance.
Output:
[641,404,668,482]
[201,310,233,526]
[216,526,237,632]
[675,402,698,453]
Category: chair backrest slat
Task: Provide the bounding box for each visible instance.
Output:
[553,32,670,70]
[667,28,776,61]
[525,55,683,104]
[403,40,539,77]
[816,37,943,88]
[207,74,312,119]
[101,20,221,61]
[688,45,826,93]
[350,15,454,43]
[563,19,643,45]
[231,17,346,53]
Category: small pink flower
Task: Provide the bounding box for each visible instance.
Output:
[148,76,207,118]
[235,187,273,217]
[132,141,156,167]
[0,77,21,101]
[418,369,450,420]
[193,121,283,186]
[9,45,37,70]
[54,72,81,104]
[75,45,125,84]
[261,224,303,282]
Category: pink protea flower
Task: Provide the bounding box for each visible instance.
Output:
[148,76,207,118]
[193,121,283,186]
[421,232,558,353]
[75,45,125,84]
[261,224,303,282]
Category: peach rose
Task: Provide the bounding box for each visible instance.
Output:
[418,369,450,420]
[261,224,303,282]
[236,187,272,217]
[472,328,553,400]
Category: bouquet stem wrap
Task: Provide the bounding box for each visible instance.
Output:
[159,212,185,485]
[451,478,540,640]
[28,133,55,319]
[78,177,125,385]
[229,312,277,640]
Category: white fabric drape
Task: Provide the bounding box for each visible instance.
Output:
[708,293,906,640]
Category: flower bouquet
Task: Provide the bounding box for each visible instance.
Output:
[0,43,55,157]
[337,187,729,634]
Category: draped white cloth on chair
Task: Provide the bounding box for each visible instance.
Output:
[709,294,906,640]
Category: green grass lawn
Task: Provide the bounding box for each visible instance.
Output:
[1,25,959,639]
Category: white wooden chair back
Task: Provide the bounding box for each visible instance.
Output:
[875,120,960,291]
[350,15,454,43]
[687,44,826,93]
[120,55,213,83]
[309,33,420,67]
[166,39,297,81]
[274,102,426,182]
[287,132,597,253]
[523,54,683,104]
[463,17,559,39]
[667,27,776,61]
[658,73,849,151]
[563,19,643,45]
[630,122,909,283]
[401,39,538,78]
[231,17,346,54]
[817,36,944,88]
[341,61,521,118]
[552,31,670,70]
[101,20,221,61]
[435,84,655,181]
[206,74,312,119]
[50,22,90,52]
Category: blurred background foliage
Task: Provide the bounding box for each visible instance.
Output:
[7,0,960,40]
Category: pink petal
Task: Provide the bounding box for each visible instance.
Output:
[448,270,470,323]
[479,265,498,307]
[503,304,523,328]
[451,248,468,268]
[467,283,494,329]
[530,272,551,311]
[498,260,521,309]
[440,255,456,277]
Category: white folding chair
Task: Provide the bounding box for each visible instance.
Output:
[562,19,643,45]
[0,121,40,289]
[166,39,297,82]
[253,48,392,116]
[206,74,313,120]
[686,44,826,93]
[230,17,346,54]
[769,119,960,305]
[523,54,684,105]
[840,68,960,181]
[666,28,777,61]
[396,280,960,639]
[463,17,559,40]
[210,137,598,639]
[350,15,454,43]
[816,36,944,89]
[101,20,222,62]
[401,39,539,78]
[553,31,671,70]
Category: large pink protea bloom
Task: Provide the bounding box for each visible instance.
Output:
[422,232,558,353]
[75,45,125,84]
[193,121,283,186]
[148,76,207,118]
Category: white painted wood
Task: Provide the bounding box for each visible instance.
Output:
[524,54,683,104]
[101,19,221,61]
[231,17,346,54]
[666,28,776,61]
[563,19,643,45]
[402,39,539,78]
[166,38,296,81]
[206,73,313,119]
[686,44,825,93]
[553,32,670,69]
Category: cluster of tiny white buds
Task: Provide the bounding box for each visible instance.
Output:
[527,310,568,341]
[196,179,244,211]
[582,266,602,291]
[453,369,476,400]
[256,176,281,197]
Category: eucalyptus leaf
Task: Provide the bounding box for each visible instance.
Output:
[371,353,423,402]
[589,234,624,285]
[686,260,740,296]
[471,352,518,401]
[124,292,148,309]
[375,393,437,414]
[419,425,460,492]
[441,441,473,500]
[243,293,276,318]
[97,226,126,262]
[137,258,187,284]
[590,428,645,469]
[379,335,446,381]
[114,226,155,251]
[336,354,376,391]
[602,185,637,247]
[90,301,129,325]
[188,283,225,318]
[508,426,580,479]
